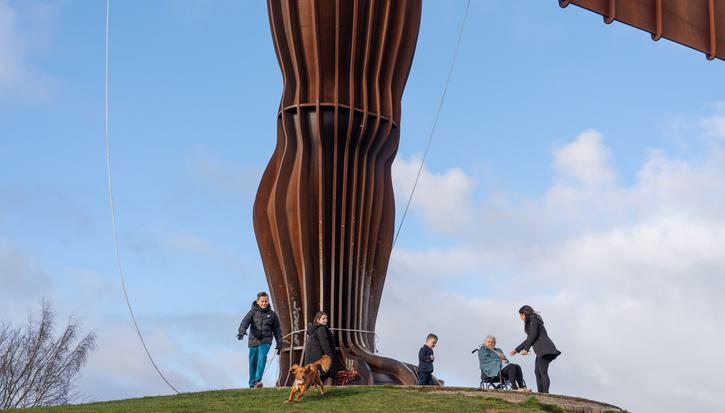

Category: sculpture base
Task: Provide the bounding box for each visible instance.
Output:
[277,347,440,386]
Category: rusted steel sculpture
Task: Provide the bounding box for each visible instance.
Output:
[559,0,724,61]
[254,0,422,386]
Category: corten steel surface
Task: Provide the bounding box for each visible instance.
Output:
[254,0,422,386]
[559,0,724,61]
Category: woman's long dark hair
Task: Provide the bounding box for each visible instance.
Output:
[519,305,538,333]
[313,311,328,324]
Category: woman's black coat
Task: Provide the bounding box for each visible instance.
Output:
[303,323,338,372]
[515,314,561,358]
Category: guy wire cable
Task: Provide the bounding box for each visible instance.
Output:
[392,0,471,248]
[103,0,180,394]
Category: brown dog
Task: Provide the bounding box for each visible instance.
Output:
[286,355,332,403]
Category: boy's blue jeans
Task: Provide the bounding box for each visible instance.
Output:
[248,343,271,387]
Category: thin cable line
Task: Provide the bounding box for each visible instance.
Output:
[260,352,278,381]
[104,0,180,394]
[392,0,471,248]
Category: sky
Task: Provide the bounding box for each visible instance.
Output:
[1,0,724,411]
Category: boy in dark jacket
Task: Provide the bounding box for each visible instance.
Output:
[417,333,438,385]
[237,291,283,388]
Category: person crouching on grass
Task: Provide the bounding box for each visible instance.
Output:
[418,333,438,385]
[237,291,283,388]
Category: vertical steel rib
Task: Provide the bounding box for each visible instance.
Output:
[311,0,324,315]
[330,0,340,338]
[604,0,616,24]
[281,0,308,374]
[708,0,717,60]
[340,0,359,354]
[358,0,392,352]
[652,0,663,41]
[349,0,376,352]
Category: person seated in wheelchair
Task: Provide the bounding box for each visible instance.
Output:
[477,335,529,391]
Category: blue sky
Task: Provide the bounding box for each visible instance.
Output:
[1,1,724,412]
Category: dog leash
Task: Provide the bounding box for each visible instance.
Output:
[260,351,278,381]
[281,328,378,352]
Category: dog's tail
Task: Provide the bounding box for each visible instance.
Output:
[313,355,332,373]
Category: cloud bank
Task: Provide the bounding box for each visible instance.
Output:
[0,0,53,101]
[382,126,725,412]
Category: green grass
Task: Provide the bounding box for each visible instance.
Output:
[15,386,565,413]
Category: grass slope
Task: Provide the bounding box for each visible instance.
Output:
[16,386,567,413]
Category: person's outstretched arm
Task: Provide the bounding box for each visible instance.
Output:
[237,309,253,339]
[515,319,539,353]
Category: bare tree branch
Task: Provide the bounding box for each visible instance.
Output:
[0,301,96,409]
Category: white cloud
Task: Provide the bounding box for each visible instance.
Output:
[75,310,266,402]
[393,155,474,235]
[76,320,253,402]
[0,0,22,84]
[666,102,725,144]
[0,241,256,403]
[700,101,725,139]
[384,127,725,412]
[77,324,187,402]
[553,129,616,188]
[0,241,53,314]
[0,0,52,101]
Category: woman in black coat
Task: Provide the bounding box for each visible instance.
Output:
[303,311,339,384]
[509,305,561,393]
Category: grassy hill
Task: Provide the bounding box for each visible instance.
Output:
[14,386,625,413]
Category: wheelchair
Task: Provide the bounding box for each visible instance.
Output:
[480,370,512,390]
[473,347,525,391]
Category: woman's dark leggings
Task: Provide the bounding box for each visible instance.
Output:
[501,363,525,389]
[534,354,557,393]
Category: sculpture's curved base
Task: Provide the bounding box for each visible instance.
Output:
[349,349,419,385]
[277,348,421,386]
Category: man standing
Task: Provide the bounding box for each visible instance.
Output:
[237,291,283,388]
